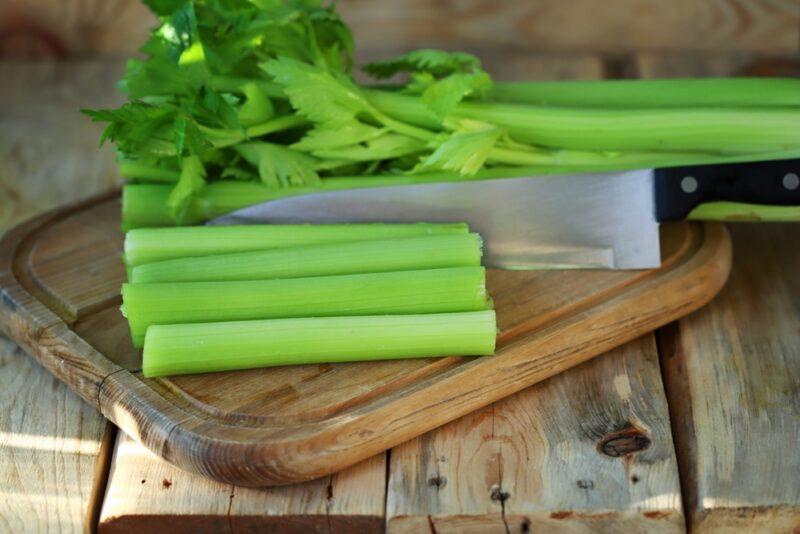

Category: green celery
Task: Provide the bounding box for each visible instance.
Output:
[122,145,800,228]
[118,160,179,183]
[130,233,482,283]
[365,89,800,154]
[86,1,800,232]
[142,310,497,377]
[488,78,800,108]
[122,266,491,347]
[687,201,800,222]
[121,185,183,230]
[124,223,469,268]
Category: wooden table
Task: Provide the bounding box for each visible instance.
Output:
[1,53,798,534]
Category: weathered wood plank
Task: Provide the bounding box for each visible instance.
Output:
[230,453,387,533]
[341,0,800,56]
[98,432,387,533]
[98,433,233,534]
[636,55,762,78]
[659,224,800,533]
[386,335,685,533]
[636,54,800,79]
[0,335,110,533]
[0,0,155,58]
[3,0,799,58]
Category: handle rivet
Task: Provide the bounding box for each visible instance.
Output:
[783,173,799,191]
[680,176,698,194]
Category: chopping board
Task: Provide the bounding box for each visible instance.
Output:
[0,191,731,487]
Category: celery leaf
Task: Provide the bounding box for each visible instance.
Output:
[168,155,207,222]
[417,123,500,175]
[423,72,492,119]
[308,134,426,162]
[364,49,482,79]
[292,121,386,151]
[235,142,320,188]
[261,57,370,126]
[238,82,275,126]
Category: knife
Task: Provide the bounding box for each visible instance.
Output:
[209,159,800,270]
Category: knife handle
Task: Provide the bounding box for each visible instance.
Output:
[654,158,800,222]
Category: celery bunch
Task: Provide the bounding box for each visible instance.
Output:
[83,1,800,229]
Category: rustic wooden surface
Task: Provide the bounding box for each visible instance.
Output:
[0,335,112,534]
[0,192,731,487]
[0,0,154,58]
[0,37,798,534]
[2,0,799,59]
[99,432,387,533]
[387,335,685,533]
[659,225,800,534]
[0,61,122,230]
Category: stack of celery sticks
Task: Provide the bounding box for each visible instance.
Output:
[122,224,497,377]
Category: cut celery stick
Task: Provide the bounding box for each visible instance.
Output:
[123,222,470,267]
[130,233,483,283]
[123,267,491,347]
[142,310,497,377]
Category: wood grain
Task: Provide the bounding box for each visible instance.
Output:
[28,199,125,323]
[2,0,798,58]
[659,224,800,533]
[0,333,109,533]
[0,60,123,232]
[387,335,684,533]
[338,0,800,56]
[0,0,154,58]
[636,54,764,79]
[0,191,732,486]
[98,432,386,533]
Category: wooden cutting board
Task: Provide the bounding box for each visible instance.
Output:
[0,191,731,487]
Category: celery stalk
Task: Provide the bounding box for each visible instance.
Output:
[122,168,547,229]
[687,202,800,222]
[130,233,482,283]
[123,145,800,229]
[365,89,800,154]
[142,310,497,377]
[124,223,469,268]
[122,267,491,347]
[489,78,800,108]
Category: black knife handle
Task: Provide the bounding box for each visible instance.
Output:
[654,158,800,221]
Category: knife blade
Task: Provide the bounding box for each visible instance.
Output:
[209,158,800,270]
